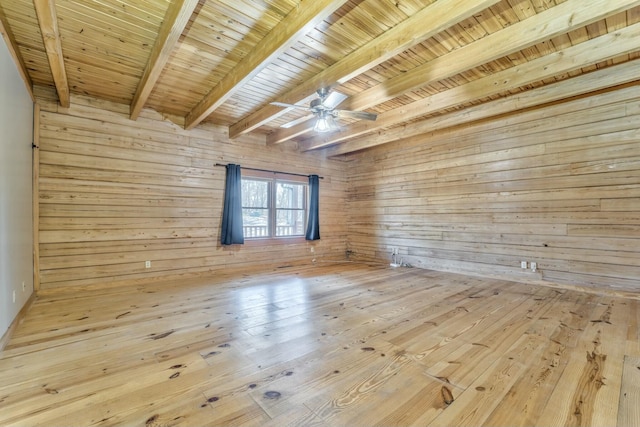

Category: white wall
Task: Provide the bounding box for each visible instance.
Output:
[0,40,34,340]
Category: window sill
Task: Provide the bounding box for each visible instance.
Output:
[243,236,307,246]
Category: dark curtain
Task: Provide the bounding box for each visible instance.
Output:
[305,174,320,241]
[220,164,244,245]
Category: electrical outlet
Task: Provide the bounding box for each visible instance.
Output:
[145,260,151,269]
[13,290,16,303]
[521,261,527,269]
[531,262,537,272]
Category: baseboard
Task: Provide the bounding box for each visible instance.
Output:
[0,292,36,352]
[35,260,318,297]
[356,255,640,300]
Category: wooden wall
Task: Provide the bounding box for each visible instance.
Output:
[34,83,640,295]
[345,85,640,294]
[36,89,347,293]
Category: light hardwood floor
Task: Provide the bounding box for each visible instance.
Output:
[1,264,639,426]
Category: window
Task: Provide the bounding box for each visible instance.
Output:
[241,174,308,239]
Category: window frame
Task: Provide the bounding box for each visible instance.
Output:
[241,171,308,242]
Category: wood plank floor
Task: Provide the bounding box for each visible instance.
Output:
[1,264,639,426]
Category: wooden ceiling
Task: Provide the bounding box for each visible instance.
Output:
[1,0,639,155]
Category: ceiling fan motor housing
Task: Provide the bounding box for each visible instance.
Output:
[310,98,325,111]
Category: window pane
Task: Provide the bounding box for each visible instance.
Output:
[276,209,305,236]
[276,182,305,209]
[242,208,269,237]
[242,178,270,238]
[241,177,308,239]
[242,179,269,208]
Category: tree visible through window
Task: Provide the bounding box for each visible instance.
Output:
[241,176,308,238]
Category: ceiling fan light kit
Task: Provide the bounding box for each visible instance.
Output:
[314,110,340,133]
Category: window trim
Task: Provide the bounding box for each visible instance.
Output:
[241,171,308,241]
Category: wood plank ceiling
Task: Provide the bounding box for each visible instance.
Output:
[1,0,639,155]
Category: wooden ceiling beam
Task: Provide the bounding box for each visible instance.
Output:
[301,0,640,151]
[327,64,640,157]
[317,28,640,156]
[33,0,69,107]
[331,80,640,159]
[341,0,640,113]
[184,0,347,130]
[130,0,199,120]
[0,4,34,101]
[234,0,501,142]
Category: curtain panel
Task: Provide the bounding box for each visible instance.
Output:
[220,164,244,245]
[305,174,320,241]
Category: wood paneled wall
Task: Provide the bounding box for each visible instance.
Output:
[345,85,640,295]
[34,83,640,295]
[36,89,347,293]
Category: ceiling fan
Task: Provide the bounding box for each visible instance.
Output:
[270,87,377,133]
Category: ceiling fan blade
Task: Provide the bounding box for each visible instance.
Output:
[323,91,348,109]
[280,114,314,129]
[335,110,377,121]
[270,102,311,111]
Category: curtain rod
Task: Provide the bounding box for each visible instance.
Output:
[214,163,324,179]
